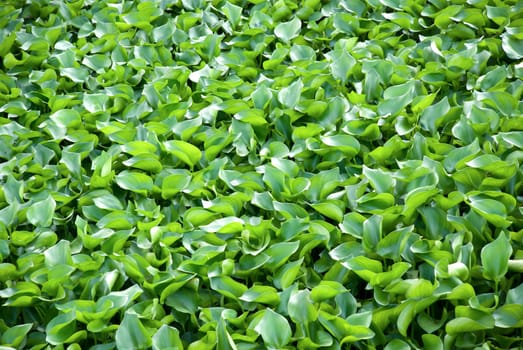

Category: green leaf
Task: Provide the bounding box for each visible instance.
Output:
[274,258,304,289]
[223,1,243,29]
[61,67,90,83]
[0,263,17,283]
[333,13,358,34]
[274,17,301,43]
[152,325,183,350]
[210,276,248,300]
[468,196,510,228]
[288,289,318,323]
[307,168,341,201]
[362,215,382,253]
[254,309,292,348]
[419,97,450,134]
[123,154,162,173]
[97,210,136,230]
[477,66,507,90]
[320,134,360,158]
[115,313,152,350]
[172,117,202,141]
[83,93,109,113]
[319,311,374,342]
[363,166,394,193]
[311,201,344,222]
[496,132,523,148]
[481,232,512,281]
[290,44,316,62]
[506,283,523,305]
[384,339,410,350]
[200,217,244,234]
[476,91,516,117]
[61,150,82,179]
[251,85,273,109]
[343,256,383,282]
[378,81,416,116]
[234,109,267,126]
[121,141,157,156]
[371,262,411,287]
[11,230,36,247]
[445,316,494,335]
[422,334,443,350]
[162,172,192,199]
[397,297,438,336]
[217,318,237,350]
[311,281,346,302]
[50,110,82,129]
[27,194,56,227]
[92,191,123,210]
[44,240,72,267]
[115,171,153,195]
[1,323,32,348]
[264,241,300,270]
[240,285,280,305]
[327,49,356,85]
[493,304,523,328]
[502,33,523,59]
[278,79,303,109]
[46,311,80,345]
[330,242,364,262]
[164,140,202,168]
[403,186,439,221]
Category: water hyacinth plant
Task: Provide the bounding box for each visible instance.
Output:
[0,0,522,349]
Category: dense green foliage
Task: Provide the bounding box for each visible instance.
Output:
[1,0,523,348]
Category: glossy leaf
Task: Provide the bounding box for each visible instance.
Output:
[274,17,301,43]
[115,313,152,350]
[115,171,153,195]
[481,232,512,281]
[164,140,202,168]
[254,309,292,348]
[27,194,56,227]
[152,325,183,350]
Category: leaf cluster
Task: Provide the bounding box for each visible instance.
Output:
[0,0,523,349]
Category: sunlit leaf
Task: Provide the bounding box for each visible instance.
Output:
[481,232,512,282]
[254,309,292,348]
[115,313,152,350]
[27,194,56,227]
[164,140,202,168]
[115,171,153,195]
[274,17,301,43]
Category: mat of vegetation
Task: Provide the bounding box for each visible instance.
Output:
[0,0,522,348]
